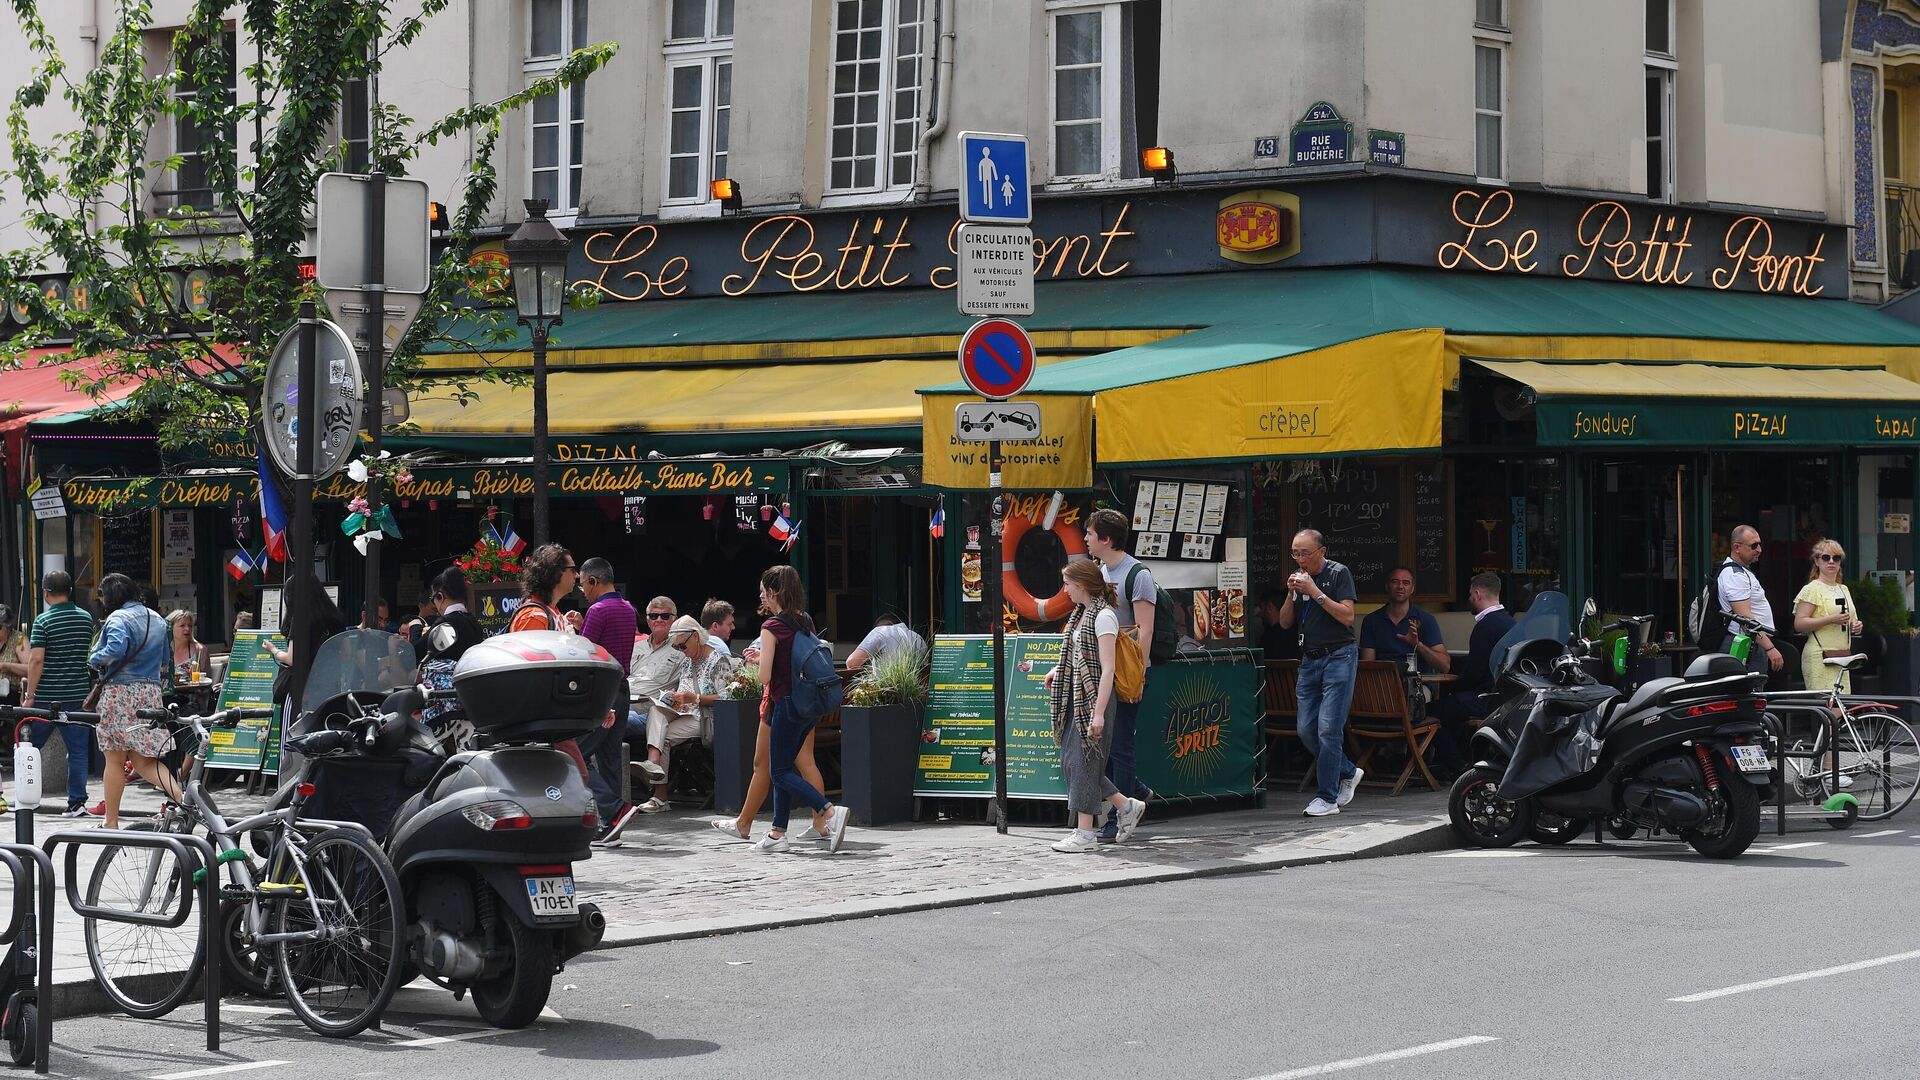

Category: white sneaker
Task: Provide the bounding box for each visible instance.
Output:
[825,804,852,853]
[1337,767,1364,807]
[751,833,791,854]
[1833,773,1854,790]
[1051,831,1099,853]
[1114,798,1147,842]
[1303,797,1340,817]
[797,822,827,841]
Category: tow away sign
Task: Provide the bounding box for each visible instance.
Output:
[953,401,1043,442]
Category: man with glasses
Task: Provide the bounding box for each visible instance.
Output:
[1716,524,1785,680]
[633,616,738,814]
[1273,529,1363,816]
[626,597,685,777]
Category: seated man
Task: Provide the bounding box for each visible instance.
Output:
[623,596,685,785]
[845,613,927,673]
[1358,566,1450,673]
[637,616,738,813]
[701,598,736,656]
[1428,572,1516,778]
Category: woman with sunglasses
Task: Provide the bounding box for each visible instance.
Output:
[1793,539,1864,692]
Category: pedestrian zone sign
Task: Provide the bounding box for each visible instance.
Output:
[959,131,1031,225]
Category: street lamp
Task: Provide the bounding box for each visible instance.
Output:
[505,197,571,546]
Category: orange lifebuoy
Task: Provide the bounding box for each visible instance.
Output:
[1001,514,1088,622]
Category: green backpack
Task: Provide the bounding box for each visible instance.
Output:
[1123,564,1180,664]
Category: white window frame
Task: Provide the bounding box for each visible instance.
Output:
[823,0,929,202]
[1646,0,1677,60]
[525,0,588,216]
[661,1,732,215]
[166,29,238,212]
[1474,0,1508,32]
[1048,2,1125,184]
[1645,62,1675,202]
[666,0,732,44]
[1473,38,1508,185]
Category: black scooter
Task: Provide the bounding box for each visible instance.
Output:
[1448,596,1775,859]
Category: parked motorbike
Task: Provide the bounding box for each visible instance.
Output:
[252,628,615,1028]
[1448,594,1775,859]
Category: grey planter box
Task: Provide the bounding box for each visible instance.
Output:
[839,703,922,825]
[1876,633,1920,698]
[710,698,760,815]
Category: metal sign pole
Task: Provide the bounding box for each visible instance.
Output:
[990,438,1007,833]
[360,172,387,631]
[288,301,318,712]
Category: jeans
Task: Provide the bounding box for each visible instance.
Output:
[575,720,625,822]
[768,697,828,831]
[1295,644,1358,803]
[1103,667,1152,830]
[30,701,93,806]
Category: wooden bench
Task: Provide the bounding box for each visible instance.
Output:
[1343,660,1442,795]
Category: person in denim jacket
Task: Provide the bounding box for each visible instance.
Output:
[89,574,177,827]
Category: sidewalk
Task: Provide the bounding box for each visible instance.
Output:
[26,779,1450,1012]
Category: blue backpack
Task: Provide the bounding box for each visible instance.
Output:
[782,615,844,720]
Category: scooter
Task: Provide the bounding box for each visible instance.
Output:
[1449,595,1775,859]
[266,628,612,1029]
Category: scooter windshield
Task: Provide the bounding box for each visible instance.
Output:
[300,629,418,717]
[1488,591,1572,673]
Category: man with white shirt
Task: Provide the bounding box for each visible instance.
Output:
[1717,524,1786,682]
[1430,573,1515,779]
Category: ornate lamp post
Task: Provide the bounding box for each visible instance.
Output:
[504,198,571,545]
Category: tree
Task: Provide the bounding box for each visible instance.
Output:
[0,0,615,448]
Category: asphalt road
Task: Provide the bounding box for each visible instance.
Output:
[27,825,1920,1080]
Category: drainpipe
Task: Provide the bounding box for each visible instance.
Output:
[910,0,956,202]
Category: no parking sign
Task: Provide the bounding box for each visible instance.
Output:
[957,318,1036,401]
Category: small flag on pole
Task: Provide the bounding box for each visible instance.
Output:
[929,505,945,538]
[769,513,795,543]
[225,549,255,581]
[780,518,801,553]
[490,521,528,556]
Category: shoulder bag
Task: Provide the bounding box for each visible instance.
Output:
[84,610,152,713]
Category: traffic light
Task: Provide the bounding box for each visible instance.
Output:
[428,201,449,234]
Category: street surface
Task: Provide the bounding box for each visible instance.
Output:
[24,824,1920,1080]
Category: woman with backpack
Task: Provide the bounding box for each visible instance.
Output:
[1042,559,1147,853]
[750,565,850,854]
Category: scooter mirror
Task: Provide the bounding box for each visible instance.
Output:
[427,622,458,654]
[1582,598,1598,620]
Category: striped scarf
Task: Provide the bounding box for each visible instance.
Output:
[1048,598,1109,747]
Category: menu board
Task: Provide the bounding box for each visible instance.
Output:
[100,512,154,585]
[1253,458,1454,599]
[1411,461,1451,591]
[206,630,286,772]
[913,635,1066,799]
[1294,463,1402,589]
[1133,478,1232,562]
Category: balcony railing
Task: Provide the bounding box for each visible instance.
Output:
[1887,182,1920,291]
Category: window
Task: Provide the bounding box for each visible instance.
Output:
[1474,42,1505,182]
[526,0,589,211]
[663,0,733,205]
[1048,1,1160,183]
[1646,0,1674,58]
[1887,88,1904,182]
[1475,0,1506,31]
[340,67,371,174]
[1645,67,1673,200]
[827,0,927,194]
[166,30,237,211]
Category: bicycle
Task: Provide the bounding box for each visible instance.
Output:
[79,704,405,1038]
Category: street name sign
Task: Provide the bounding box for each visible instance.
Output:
[955,224,1035,317]
[958,132,1032,225]
[953,401,1043,442]
[958,318,1037,400]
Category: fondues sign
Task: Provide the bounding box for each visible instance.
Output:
[1434,188,1836,296]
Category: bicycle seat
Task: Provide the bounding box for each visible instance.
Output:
[1821,654,1869,671]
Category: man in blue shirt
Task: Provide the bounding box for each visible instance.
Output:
[1430,573,1517,779]
[1358,567,1450,674]
[1275,529,1362,817]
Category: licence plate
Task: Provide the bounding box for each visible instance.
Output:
[1730,745,1772,773]
[525,874,577,918]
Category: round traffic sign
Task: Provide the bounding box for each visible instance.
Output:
[958,318,1035,400]
[261,319,365,482]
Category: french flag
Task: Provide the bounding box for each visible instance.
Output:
[256,447,288,563]
[225,549,254,581]
[491,522,527,556]
[769,513,795,544]
[779,518,800,553]
[929,505,945,538]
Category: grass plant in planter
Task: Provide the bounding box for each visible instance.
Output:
[841,644,929,825]
[711,667,764,815]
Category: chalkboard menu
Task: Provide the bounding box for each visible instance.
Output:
[99,512,154,585]
[1249,458,1454,600]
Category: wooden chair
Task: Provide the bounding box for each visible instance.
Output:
[1343,660,1442,795]
[1263,660,1306,788]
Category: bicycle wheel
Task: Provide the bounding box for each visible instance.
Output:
[274,827,404,1038]
[1837,710,1920,821]
[81,821,204,1019]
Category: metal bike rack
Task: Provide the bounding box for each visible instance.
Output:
[43,830,221,1055]
[1763,693,1920,836]
[0,843,56,1073]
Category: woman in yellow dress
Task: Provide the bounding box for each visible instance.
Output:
[1793,538,1864,692]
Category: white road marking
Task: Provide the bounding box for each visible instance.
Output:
[150,1062,292,1080]
[1751,842,1826,852]
[389,1027,513,1048]
[1669,948,1920,1003]
[219,1004,289,1014]
[539,1005,566,1024]
[1853,829,1903,838]
[1431,850,1537,858]
[1250,1036,1501,1079]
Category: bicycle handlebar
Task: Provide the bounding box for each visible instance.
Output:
[0,704,100,724]
[138,706,274,730]
[1728,612,1778,636]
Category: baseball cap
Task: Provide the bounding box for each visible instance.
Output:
[668,615,704,641]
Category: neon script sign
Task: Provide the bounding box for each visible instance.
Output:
[1437,189,1828,297]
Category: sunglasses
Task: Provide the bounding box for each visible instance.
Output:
[562,564,578,572]
[646,612,674,620]
[1817,553,1844,563]
[670,637,694,652]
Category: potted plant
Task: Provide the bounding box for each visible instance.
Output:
[838,643,929,825]
[710,666,763,815]
[1849,575,1917,695]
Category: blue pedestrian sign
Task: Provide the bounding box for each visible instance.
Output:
[958,131,1031,225]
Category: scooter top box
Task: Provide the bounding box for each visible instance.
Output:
[453,630,625,741]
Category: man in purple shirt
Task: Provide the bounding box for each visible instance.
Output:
[576,558,642,843]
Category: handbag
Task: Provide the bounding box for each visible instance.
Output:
[84,611,152,713]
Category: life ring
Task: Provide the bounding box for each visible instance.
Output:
[1001,514,1087,621]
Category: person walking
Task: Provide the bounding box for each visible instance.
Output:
[1043,559,1147,853]
[1274,528,1362,817]
[575,557,641,844]
[1794,539,1863,693]
[22,571,98,816]
[90,574,178,828]
[747,565,849,854]
[1083,507,1158,840]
